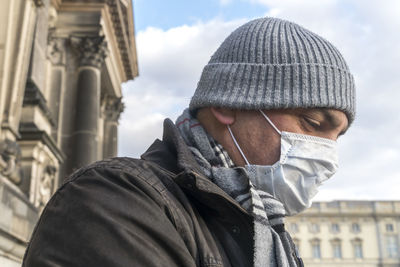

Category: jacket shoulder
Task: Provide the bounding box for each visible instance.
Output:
[23,157,196,267]
[64,157,174,187]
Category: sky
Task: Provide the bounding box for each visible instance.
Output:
[119,0,400,201]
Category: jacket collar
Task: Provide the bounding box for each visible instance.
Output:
[141,118,203,174]
[141,119,250,217]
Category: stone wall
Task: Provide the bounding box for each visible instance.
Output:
[0,0,137,265]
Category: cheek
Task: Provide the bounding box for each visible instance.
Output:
[248,129,281,165]
[265,134,282,165]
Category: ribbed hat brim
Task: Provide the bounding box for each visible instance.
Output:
[190,62,355,123]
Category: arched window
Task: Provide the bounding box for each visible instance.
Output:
[310,238,321,259]
[331,238,342,259]
[351,238,363,259]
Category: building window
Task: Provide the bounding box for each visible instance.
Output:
[312,244,321,259]
[386,236,399,258]
[333,244,342,258]
[354,243,363,259]
[290,223,299,233]
[352,223,361,233]
[331,223,340,233]
[331,239,342,259]
[352,238,363,259]
[310,239,321,259]
[386,223,394,232]
[310,223,320,233]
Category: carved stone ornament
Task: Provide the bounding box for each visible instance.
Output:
[34,0,44,7]
[103,95,125,121]
[70,36,108,69]
[47,37,66,65]
[0,139,23,185]
[48,6,58,29]
[39,165,57,208]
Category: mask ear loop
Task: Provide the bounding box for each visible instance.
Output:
[227,125,250,166]
[259,109,281,135]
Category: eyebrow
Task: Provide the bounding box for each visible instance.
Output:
[320,109,349,136]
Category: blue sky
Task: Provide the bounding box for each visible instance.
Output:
[133,0,267,32]
[120,0,400,201]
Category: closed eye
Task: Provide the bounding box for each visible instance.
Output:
[304,117,321,128]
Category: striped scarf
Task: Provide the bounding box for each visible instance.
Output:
[176,109,302,267]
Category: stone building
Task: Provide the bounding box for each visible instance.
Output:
[286,200,400,267]
[0,0,138,266]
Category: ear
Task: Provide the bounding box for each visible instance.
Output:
[210,107,236,125]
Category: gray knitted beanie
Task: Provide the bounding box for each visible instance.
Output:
[189,17,355,123]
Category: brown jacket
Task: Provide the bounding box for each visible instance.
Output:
[23,119,254,267]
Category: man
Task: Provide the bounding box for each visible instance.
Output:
[23,17,354,267]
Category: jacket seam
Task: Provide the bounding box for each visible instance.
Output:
[142,161,195,252]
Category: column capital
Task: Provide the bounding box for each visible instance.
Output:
[103,95,125,122]
[47,36,66,66]
[70,36,108,69]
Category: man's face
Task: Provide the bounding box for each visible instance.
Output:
[225,108,349,166]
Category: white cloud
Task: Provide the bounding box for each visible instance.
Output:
[247,0,400,201]
[119,2,400,200]
[219,0,233,6]
[119,19,246,157]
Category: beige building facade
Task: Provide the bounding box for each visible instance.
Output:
[0,0,138,266]
[286,201,400,267]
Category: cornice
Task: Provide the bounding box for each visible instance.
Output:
[23,80,57,127]
[127,1,138,77]
[19,123,66,163]
[61,0,105,3]
[57,0,138,81]
[105,0,136,80]
[291,200,400,218]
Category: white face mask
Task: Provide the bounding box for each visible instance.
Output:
[227,110,339,216]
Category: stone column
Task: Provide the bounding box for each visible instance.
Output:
[47,36,66,144]
[102,96,124,158]
[70,36,107,170]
